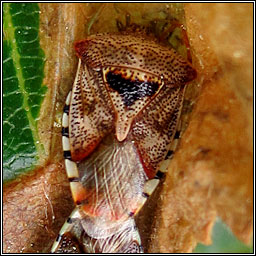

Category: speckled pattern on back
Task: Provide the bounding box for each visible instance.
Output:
[75,33,196,85]
[52,31,197,253]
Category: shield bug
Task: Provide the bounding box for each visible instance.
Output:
[52,28,196,253]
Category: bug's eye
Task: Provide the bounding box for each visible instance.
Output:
[103,67,164,142]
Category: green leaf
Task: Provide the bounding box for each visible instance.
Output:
[3,3,47,183]
[194,218,253,253]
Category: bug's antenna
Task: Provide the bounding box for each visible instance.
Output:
[87,3,106,35]
[116,19,125,31]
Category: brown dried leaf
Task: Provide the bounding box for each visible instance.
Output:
[148,3,253,253]
[3,163,73,253]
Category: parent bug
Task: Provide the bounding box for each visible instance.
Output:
[52,25,196,253]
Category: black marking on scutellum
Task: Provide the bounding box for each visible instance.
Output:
[155,170,165,179]
[63,150,72,159]
[106,71,160,106]
[62,127,69,137]
[63,104,70,114]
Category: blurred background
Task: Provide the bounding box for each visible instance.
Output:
[194,218,253,253]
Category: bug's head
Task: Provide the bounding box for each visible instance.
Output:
[74,33,196,142]
[74,33,196,84]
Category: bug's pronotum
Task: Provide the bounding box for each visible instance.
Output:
[52,29,196,253]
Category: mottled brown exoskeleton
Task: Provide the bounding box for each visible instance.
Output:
[52,28,196,253]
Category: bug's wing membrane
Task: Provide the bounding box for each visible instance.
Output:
[69,60,114,161]
[77,134,148,221]
[132,86,185,179]
[81,217,143,253]
[51,208,143,253]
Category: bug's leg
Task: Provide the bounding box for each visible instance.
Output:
[116,11,150,35]
[116,12,131,32]
[178,24,193,64]
[125,12,131,27]
[116,19,125,31]
[87,3,107,35]
[156,18,192,64]
[51,208,84,253]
